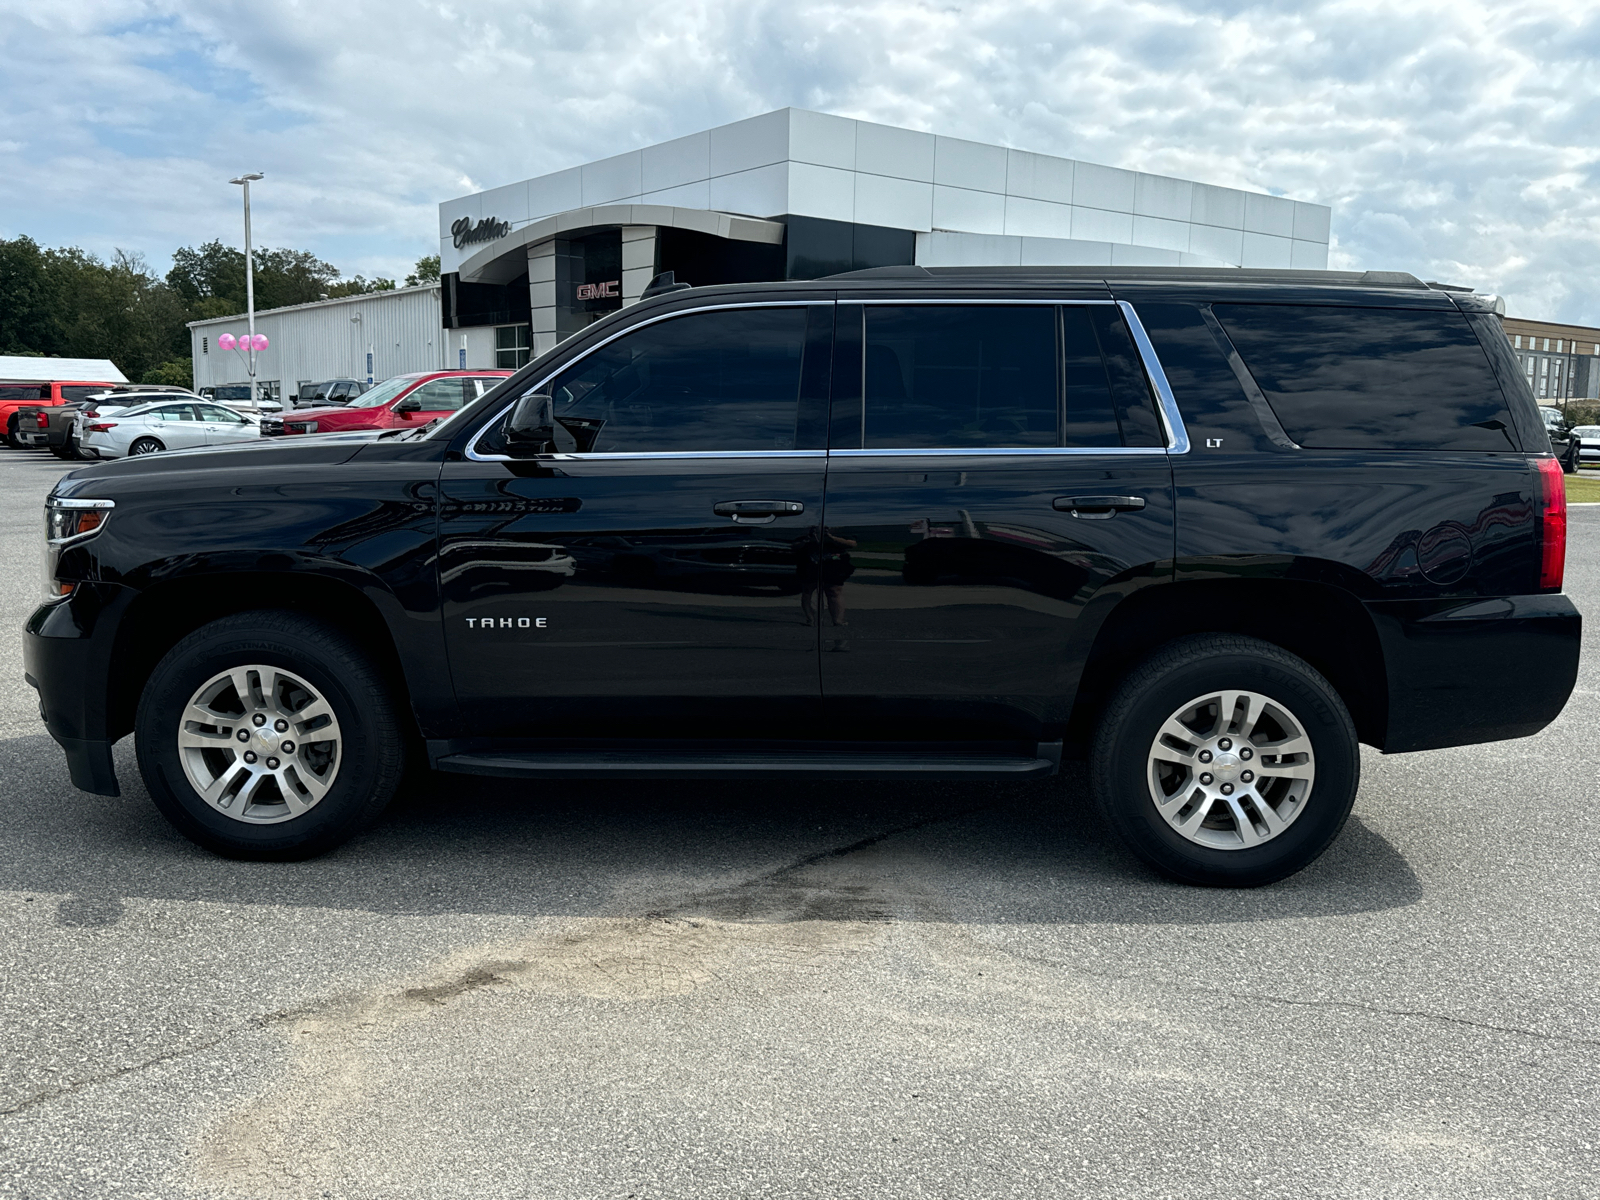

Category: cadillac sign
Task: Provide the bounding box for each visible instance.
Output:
[451,215,511,250]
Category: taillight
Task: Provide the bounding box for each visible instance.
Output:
[35,411,48,428]
[84,422,117,433]
[1535,456,1567,591]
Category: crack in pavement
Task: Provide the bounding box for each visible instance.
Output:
[986,945,1600,1050]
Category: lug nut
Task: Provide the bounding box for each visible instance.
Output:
[275,719,288,733]
[1218,737,1232,751]
[1240,748,1253,761]
[281,740,295,753]
[266,757,280,770]
[1241,769,1254,783]
[236,729,250,743]
[252,713,267,727]
[243,751,257,764]
[1198,750,1213,764]
[1199,772,1214,785]
[1221,783,1234,795]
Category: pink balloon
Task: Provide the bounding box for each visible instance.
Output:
[252,334,269,351]
[217,333,236,350]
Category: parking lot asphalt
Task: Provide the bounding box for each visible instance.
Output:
[1,450,1597,1200]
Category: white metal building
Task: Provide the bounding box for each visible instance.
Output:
[189,109,1335,389]
[188,284,445,403]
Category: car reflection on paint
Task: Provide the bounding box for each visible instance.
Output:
[566,533,805,594]
[438,540,576,596]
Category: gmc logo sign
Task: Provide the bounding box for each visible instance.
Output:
[576,280,619,301]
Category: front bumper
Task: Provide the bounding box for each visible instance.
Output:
[23,583,135,797]
[1367,593,1581,753]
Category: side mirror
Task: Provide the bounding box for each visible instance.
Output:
[505,392,555,456]
[393,395,422,414]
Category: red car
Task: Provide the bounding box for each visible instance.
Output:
[260,370,512,436]
[2,380,121,449]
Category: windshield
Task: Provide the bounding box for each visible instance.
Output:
[346,376,417,409]
[1574,426,1600,437]
[422,376,516,441]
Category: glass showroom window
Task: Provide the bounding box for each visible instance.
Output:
[495,325,531,369]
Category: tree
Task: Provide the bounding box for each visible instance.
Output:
[405,254,440,287]
[166,240,341,312]
[325,276,396,298]
[141,358,193,389]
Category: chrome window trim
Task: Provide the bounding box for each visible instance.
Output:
[462,295,1191,462]
[463,300,825,463]
[829,446,1170,458]
[1118,299,1191,455]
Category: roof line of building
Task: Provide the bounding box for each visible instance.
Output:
[186,282,441,329]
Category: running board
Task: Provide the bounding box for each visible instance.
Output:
[431,743,1062,781]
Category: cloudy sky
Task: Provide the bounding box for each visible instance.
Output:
[2,0,1598,321]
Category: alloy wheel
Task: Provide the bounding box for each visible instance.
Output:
[176,664,342,824]
[1146,688,1315,850]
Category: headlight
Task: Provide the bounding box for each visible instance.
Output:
[42,497,113,602]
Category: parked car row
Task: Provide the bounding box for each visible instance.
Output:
[2,371,512,460]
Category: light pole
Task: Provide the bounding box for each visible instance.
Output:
[229,173,264,405]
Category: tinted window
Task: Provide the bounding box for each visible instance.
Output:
[60,386,102,403]
[1062,307,1119,447]
[409,378,472,411]
[545,307,809,453]
[863,305,1056,448]
[0,386,46,401]
[200,404,246,423]
[1215,305,1517,451]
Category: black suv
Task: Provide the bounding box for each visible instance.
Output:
[24,267,1580,886]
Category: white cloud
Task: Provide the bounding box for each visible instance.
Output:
[2,0,1598,320]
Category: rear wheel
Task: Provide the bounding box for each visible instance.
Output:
[128,436,165,456]
[135,611,406,859]
[4,418,25,450]
[1092,634,1359,887]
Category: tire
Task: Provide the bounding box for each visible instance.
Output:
[135,611,407,859]
[1563,445,1579,474]
[128,436,165,456]
[4,419,24,450]
[1091,634,1359,887]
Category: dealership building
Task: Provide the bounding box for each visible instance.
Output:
[193,108,1332,396]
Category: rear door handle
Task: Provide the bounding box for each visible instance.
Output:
[1053,495,1147,520]
[713,499,806,525]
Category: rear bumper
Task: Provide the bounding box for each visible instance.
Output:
[23,583,135,797]
[1367,594,1581,753]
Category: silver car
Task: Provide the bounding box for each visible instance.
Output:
[78,400,259,459]
[1572,424,1600,464]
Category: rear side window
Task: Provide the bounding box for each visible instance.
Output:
[544,306,809,453]
[862,305,1057,449]
[1215,305,1517,451]
[0,386,46,401]
[837,304,1164,450]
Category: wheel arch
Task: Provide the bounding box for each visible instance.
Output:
[1066,577,1389,755]
[107,570,424,745]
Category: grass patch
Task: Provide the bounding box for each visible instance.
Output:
[1566,472,1600,503]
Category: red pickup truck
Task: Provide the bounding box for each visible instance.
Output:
[1,381,118,449]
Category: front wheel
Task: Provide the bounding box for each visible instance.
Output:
[135,611,407,859]
[1092,634,1359,887]
[128,437,165,456]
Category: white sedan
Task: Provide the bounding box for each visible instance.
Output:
[1572,424,1600,465]
[78,400,260,459]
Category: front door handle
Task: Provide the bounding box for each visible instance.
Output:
[713,499,806,525]
[1053,495,1147,520]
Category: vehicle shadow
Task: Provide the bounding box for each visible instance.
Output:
[0,733,1422,928]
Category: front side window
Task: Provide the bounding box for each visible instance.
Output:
[409,378,472,411]
[200,404,247,423]
[541,307,809,453]
[150,404,201,422]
